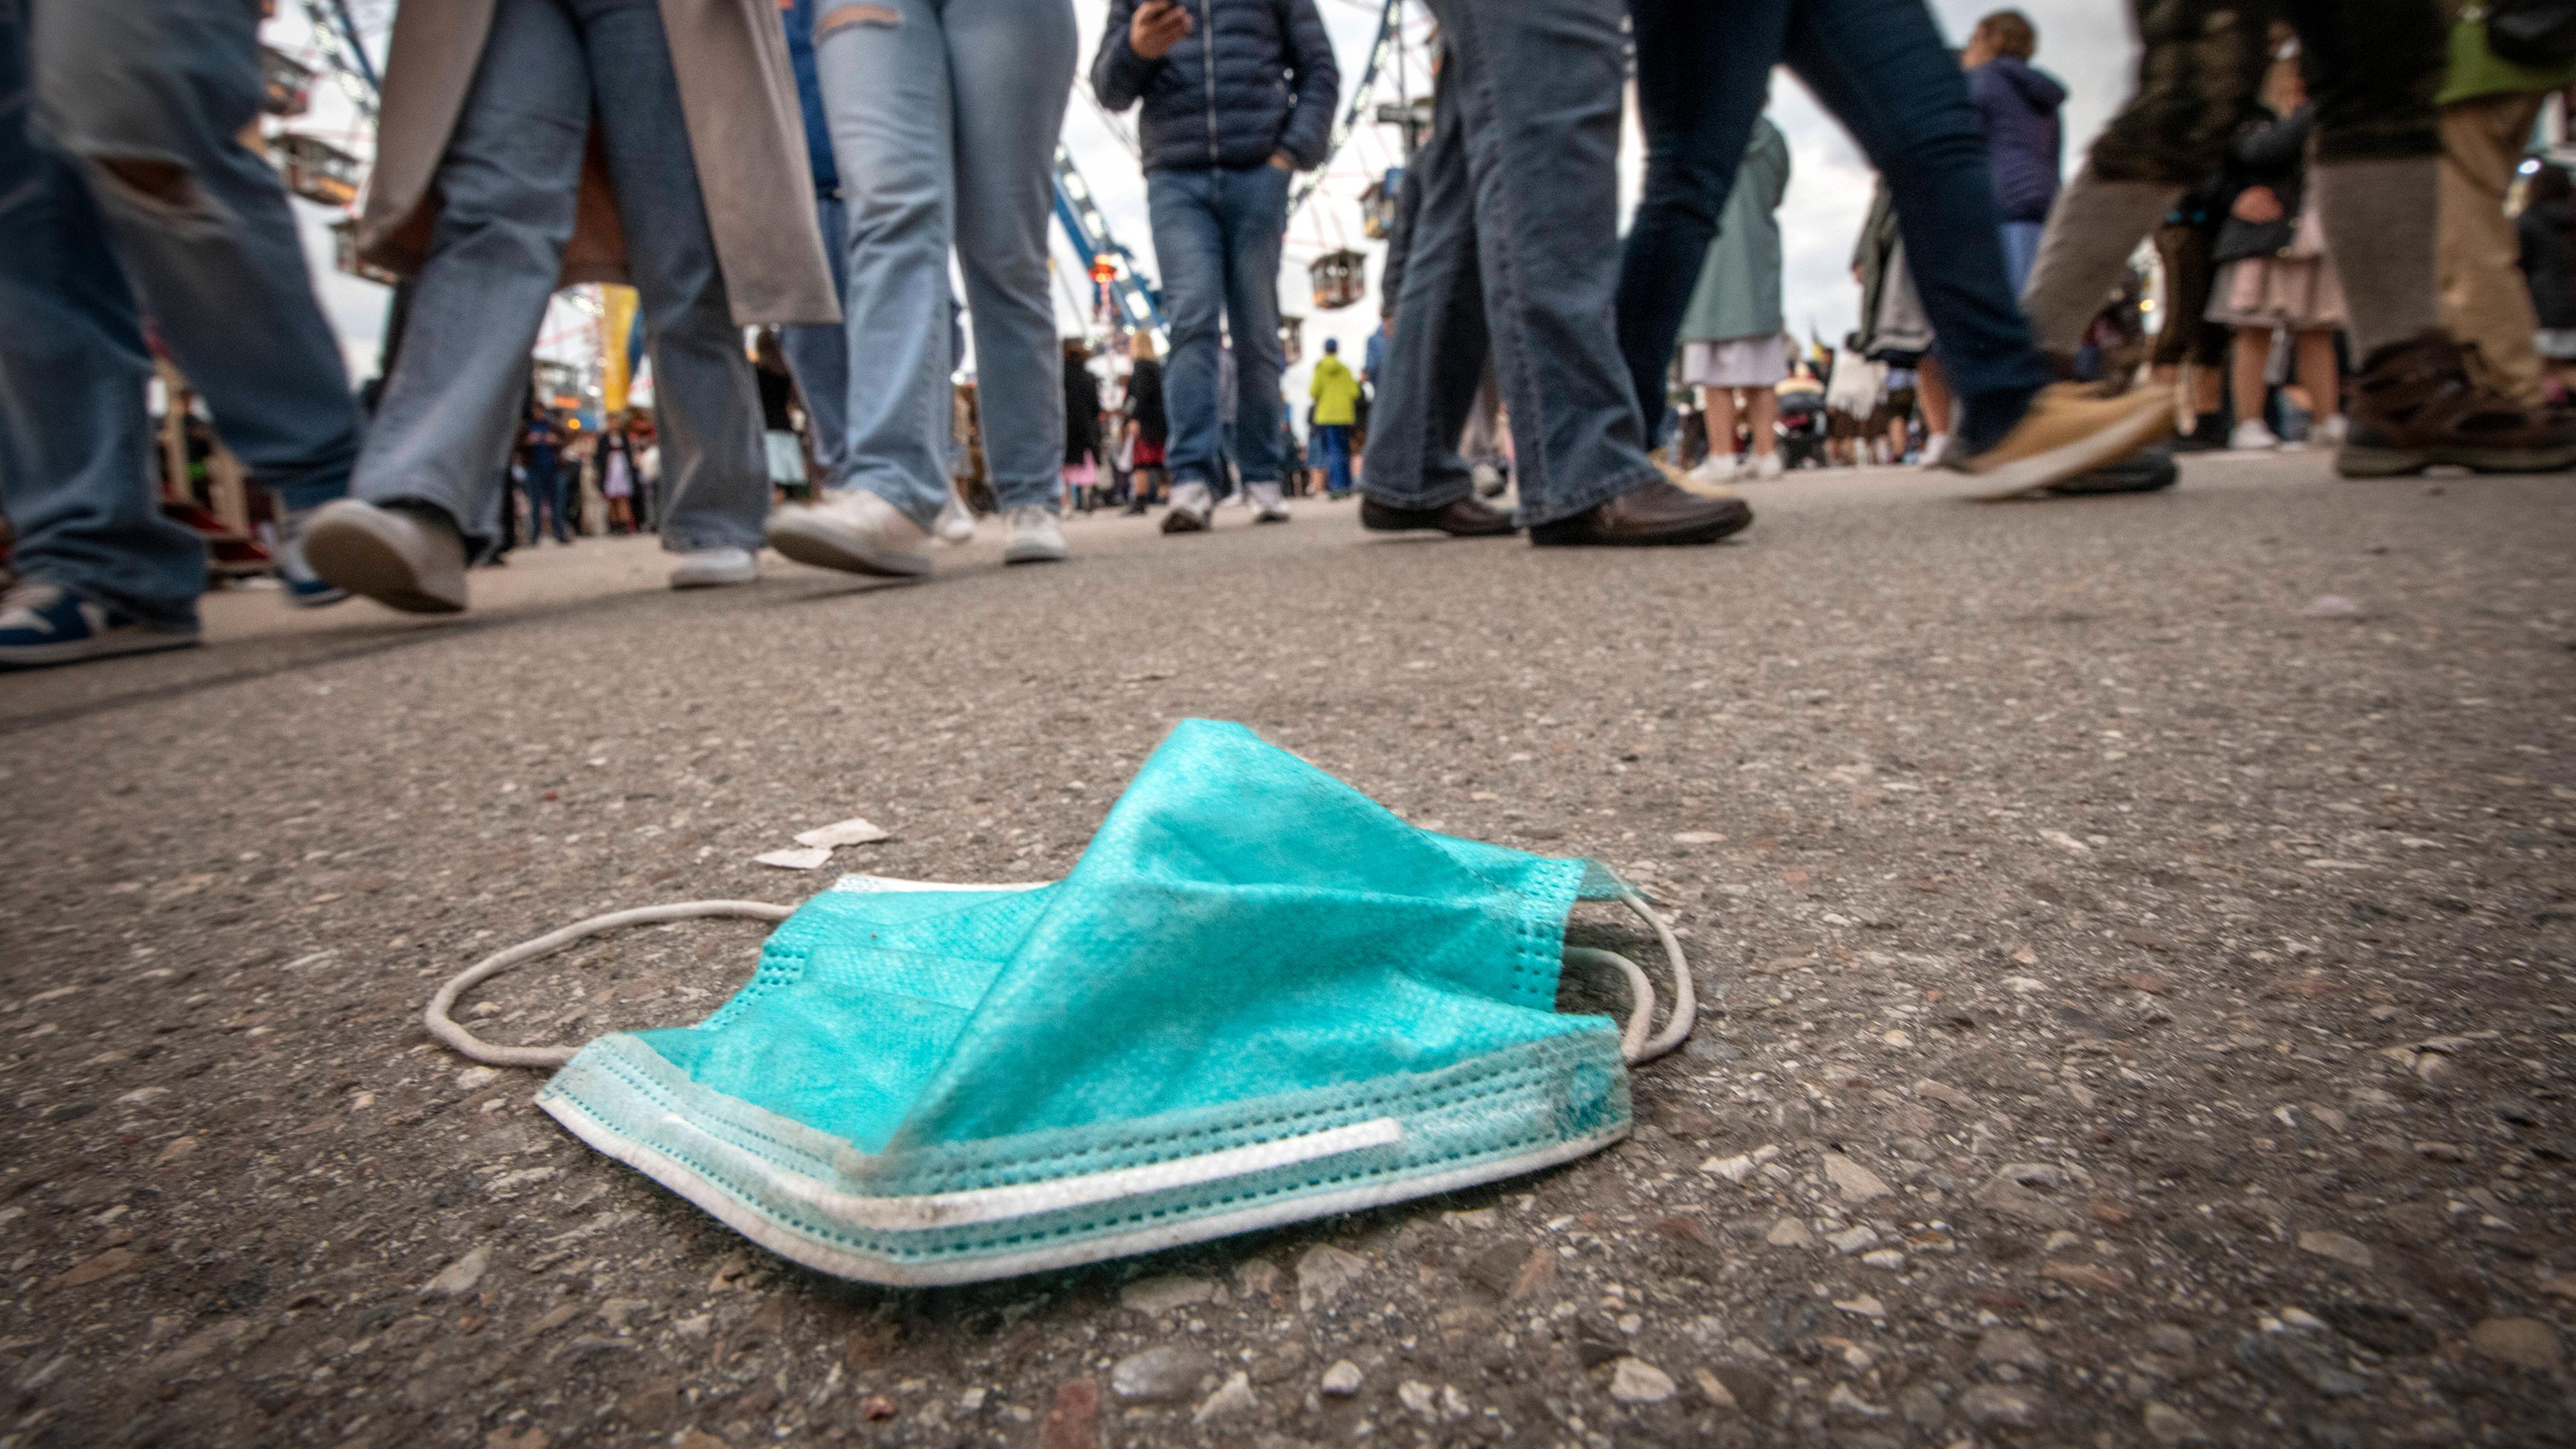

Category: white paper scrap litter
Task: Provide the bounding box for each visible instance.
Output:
[792,818,891,849]
[754,847,833,871]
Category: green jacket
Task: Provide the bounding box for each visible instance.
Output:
[2442,5,2576,105]
[1309,355,1360,426]
[1678,117,1791,344]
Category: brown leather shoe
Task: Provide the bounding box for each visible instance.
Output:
[1358,494,1519,537]
[2338,331,2576,476]
[1527,476,1753,547]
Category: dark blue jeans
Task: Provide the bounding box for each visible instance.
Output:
[0,0,360,626]
[1311,423,1352,495]
[1616,0,2049,455]
[522,455,569,542]
[1362,0,1658,525]
[1147,162,1291,491]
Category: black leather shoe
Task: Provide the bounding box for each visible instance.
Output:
[2046,445,2180,496]
[1359,494,1519,537]
[1527,477,1752,547]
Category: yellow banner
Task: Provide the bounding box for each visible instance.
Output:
[600,285,640,414]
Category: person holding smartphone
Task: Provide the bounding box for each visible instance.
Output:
[1090,0,1338,533]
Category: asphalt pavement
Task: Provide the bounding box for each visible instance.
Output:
[3,452,2572,1447]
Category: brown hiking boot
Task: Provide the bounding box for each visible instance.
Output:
[2339,332,2576,477]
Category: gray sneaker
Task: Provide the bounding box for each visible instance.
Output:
[301,499,470,613]
[766,489,934,578]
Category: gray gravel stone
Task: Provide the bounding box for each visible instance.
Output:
[1110,1346,1214,1403]
[1957,1384,2044,1429]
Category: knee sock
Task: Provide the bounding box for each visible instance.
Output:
[2311,156,2442,358]
[2021,164,2184,358]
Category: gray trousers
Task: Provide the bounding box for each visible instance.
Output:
[353,0,767,555]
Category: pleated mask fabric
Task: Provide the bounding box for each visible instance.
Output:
[509,719,1689,1285]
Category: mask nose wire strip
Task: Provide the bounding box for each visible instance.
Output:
[1562,891,1701,1067]
[426,900,796,1068]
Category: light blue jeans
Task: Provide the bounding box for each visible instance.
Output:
[781,195,850,484]
[0,0,359,626]
[353,0,769,556]
[1147,163,1292,494]
[813,0,1073,527]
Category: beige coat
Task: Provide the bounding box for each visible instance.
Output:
[356,0,840,327]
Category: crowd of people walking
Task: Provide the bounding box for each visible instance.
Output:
[5,0,2573,670]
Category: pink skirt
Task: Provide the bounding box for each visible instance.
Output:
[2206,254,2347,331]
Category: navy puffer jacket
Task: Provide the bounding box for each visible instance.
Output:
[1968,55,2065,224]
[1092,0,1340,174]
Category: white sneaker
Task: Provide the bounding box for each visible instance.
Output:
[1686,453,1737,485]
[300,498,470,613]
[2229,419,2281,451]
[1003,506,1067,564]
[1751,450,1785,480]
[1916,434,1953,470]
[2318,413,2349,447]
[1160,480,1214,534]
[1248,480,1291,523]
[765,489,934,578]
[669,546,759,589]
[934,494,976,545]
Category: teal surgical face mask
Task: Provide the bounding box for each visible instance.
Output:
[428,720,1697,1285]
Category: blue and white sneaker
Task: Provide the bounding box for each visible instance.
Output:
[276,505,350,608]
[0,583,201,670]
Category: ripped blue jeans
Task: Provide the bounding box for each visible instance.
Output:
[0,0,358,625]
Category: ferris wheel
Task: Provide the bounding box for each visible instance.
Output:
[261,0,1430,347]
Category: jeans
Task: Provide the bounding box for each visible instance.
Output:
[1362,0,1657,525]
[780,193,849,482]
[522,454,570,542]
[1148,164,1291,492]
[1999,221,2044,297]
[1311,423,1352,495]
[1615,0,2049,455]
[815,0,1073,527]
[352,0,767,556]
[0,0,359,626]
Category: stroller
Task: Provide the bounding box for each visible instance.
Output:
[1774,384,1829,471]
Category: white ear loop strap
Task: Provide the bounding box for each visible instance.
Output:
[1563,890,1699,1066]
[426,900,794,1067]
[436,887,1699,1070]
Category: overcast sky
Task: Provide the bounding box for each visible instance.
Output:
[276,1,2140,407]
